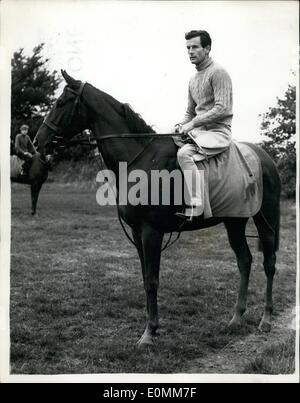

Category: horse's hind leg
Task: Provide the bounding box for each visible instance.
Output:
[132,228,145,284]
[224,218,252,329]
[253,212,278,332]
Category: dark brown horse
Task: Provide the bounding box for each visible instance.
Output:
[11,153,49,215]
[34,71,281,347]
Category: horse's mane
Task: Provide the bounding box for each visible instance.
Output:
[122,103,156,134]
[88,84,155,135]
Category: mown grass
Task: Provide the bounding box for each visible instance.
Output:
[9,182,297,374]
[243,335,296,374]
[46,158,99,189]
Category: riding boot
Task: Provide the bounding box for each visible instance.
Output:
[175,204,204,221]
[22,159,31,177]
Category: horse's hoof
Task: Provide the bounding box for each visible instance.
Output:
[136,335,154,349]
[228,316,244,331]
[258,320,271,333]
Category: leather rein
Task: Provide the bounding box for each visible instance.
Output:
[43,81,176,140]
[42,81,177,168]
[41,81,183,251]
[42,82,262,246]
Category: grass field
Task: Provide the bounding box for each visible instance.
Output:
[10,182,297,375]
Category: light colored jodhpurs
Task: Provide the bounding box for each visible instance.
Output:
[176,127,232,207]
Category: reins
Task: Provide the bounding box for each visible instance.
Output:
[41,81,264,250]
[84,132,185,252]
[40,81,184,252]
[97,132,177,140]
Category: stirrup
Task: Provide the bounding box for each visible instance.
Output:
[175,205,204,221]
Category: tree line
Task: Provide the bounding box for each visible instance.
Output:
[11,44,296,198]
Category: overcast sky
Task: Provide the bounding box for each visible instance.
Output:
[1,0,298,142]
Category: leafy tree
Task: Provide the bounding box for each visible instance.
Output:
[11,43,60,151]
[260,84,296,198]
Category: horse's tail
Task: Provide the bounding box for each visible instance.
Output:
[244,143,281,253]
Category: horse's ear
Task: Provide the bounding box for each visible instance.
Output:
[61,69,77,87]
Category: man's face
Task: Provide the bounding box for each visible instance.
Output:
[186,36,210,66]
[21,128,28,135]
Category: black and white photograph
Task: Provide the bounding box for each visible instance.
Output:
[0,0,299,383]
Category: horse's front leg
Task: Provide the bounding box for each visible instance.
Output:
[30,181,42,215]
[137,223,163,348]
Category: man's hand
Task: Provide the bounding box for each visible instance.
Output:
[172,124,182,134]
[24,152,33,159]
[180,121,194,135]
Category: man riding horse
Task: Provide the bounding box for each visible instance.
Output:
[174,30,233,221]
[34,65,280,346]
[15,124,37,176]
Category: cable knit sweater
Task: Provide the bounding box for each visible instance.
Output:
[182,56,233,129]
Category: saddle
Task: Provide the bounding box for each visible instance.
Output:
[10,155,26,178]
[194,141,263,218]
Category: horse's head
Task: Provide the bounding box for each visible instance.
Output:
[34,70,89,156]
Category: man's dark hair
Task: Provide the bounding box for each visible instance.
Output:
[185,30,211,48]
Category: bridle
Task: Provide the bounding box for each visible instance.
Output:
[40,80,175,167]
[42,81,86,137]
[39,80,185,250]
[36,80,264,250]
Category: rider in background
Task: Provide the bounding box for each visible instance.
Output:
[15,124,37,176]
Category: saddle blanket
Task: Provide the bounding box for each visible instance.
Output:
[10,155,23,178]
[197,141,263,218]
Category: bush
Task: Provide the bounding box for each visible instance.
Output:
[259,84,296,199]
